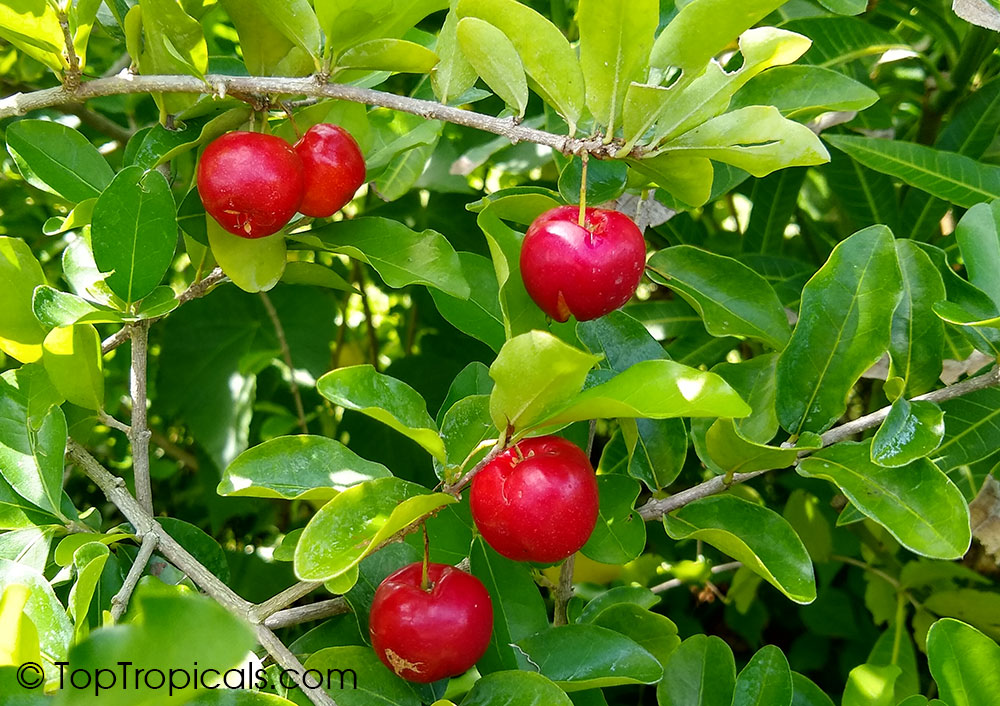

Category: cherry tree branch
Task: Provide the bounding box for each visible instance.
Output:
[264,598,351,630]
[260,292,309,434]
[129,321,153,516]
[0,74,632,158]
[110,533,158,621]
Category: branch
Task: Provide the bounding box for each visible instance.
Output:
[264,597,351,630]
[260,292,309,434]
[650,561,742,594]
[638,366,1000,522]
[110,533,158,621]
[129,321,153,516]
[552,554,575,626]
[57,11,81,89]
[67,442,339,706]
[0,74,632,158]
[250,580,324,624]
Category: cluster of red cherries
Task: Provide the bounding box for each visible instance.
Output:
[197,123,366,238]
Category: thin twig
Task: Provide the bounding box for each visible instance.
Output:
[264,598,351,630]
[97,411,131,435]
[443,441,506,495]
[260,292,309,434]
[0,74,635,158]
[57,12,81,89]
[110,533,158,621]
[250,581,325,624]
[354,263,380,372]
[553,554,575,626]
[129,321,153,517]
[650,561,742,594]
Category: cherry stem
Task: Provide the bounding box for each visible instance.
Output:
[420,523,431,592]
[578,153,589,227]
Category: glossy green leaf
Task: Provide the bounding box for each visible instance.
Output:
[5,121,114,204]
[733,645,793,706]
[429,254,506,353]
[132,107,253,170]
[791,672,835,706]
[705,419,820,476]
[316,0,447,57]
[589,603,680,666]
[781,17,905,68]
[538,359,751,429]
[43,198,97,236]
[743,168,808,255]
[0,473,59,530]
[656,635,736,706]
[824,135,1000,208]
[318,365,446,462]
[712,354,780,444]
[935,387,1000,470]
[456,18,528,117]
[842,664,900,706]
[438,362,494,424]
[0,583,41,668]
[581,475,645,564]
[67,543,110,641]
[294,477,456,581]
[956,201,1000,309]
[54,532,131,567]
[339,38,439,73]
[927,618,1000,706]
[890,241,946,396]
[516,624,662,691]
[657,106,830,178]
[280,262,355,293]
[578,0,657,136]
[776,226,902,434]
[303,217,468,298]
[32,286,123,328]
[218,435,392,500]
[923,589,1000,641]
[646,245,791,349]
[208,220,285,295]
[871,399,944,467]
[731,65,879,120]
[461,671,573,706]
[471,538,549,674]
[0,368,68,519]
[664,494,816,603]
[0,559,73,676]
[298,645,422,705]
[432,8,478,104]
[437,395,495,482]
[798,441,971,559]
[488,331,599,432]
[41,324,103,411]
[92,166,177,305]
[0,237,48,363]
[456,0,585,131]
[628,153,715,208]
[558,157,628,206]
[0,0,64,72]
[824,147,900,235]
[221,0,315,76]
[133,0,209,114]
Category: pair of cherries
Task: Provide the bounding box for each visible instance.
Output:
[197,124,365,238]
[370,435,599,683]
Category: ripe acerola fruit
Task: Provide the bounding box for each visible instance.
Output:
[520,205,646,322]
[196,131,304,239]
[293,123,366,218]
[470,436,600,563]
[369,562,493,683]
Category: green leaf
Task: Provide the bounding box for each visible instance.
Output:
[131,107,254,169]
[581,475,646,564]
[280,262,355,292]
[657,106,830,178]
[798,441,971,559]
[53,585,255,706]
[67,543,110,641]
[54,532,131,567]
[538,359,751,429]
[627,154,715,208]
[742,168,808,255]
[656,635,736,706]
[625,28,811,150]
[303,217,469,298]
[316,0,447,57]
[456,0,585,131]
[43,198,97,236]
[0,369,68,519]
[338,38,439,73]
[791,672,835,706]
[438,395,494,479]
[91,166,177,305]
[664,494,816,604]
[731,65,879,120]
[781,17,905,68]
[0,237,48,364]
[207,216,286,293]
[0,583,41,669]
[817,0,867,13]
[578,0,657,136]
[927,618,1000,706]
[0,0,64,72]
[578,586,659,623]
[456,18,528,117]
[438,362,494,425]
[935,387,1000,471]
[711,354,780,444]
[823,147,900,235]
[558,157,628,206]
[646,246,791,349]
[733,645,793,706]
[32,286,123,328]
[890,241,946,396]
[488,331,600,432]
[429,252,506,352]
[432,8,478,104]
[158,517,230,583]
[824,135,1000,208]
[5,120,114,203]
[220,0,316,75]
[41,324,104,411]
[842,664,900,706]
[133,0,209,114]
[0,559,73,676]
[705,419,820,476]
[318,365,445,462]
[294,477,456,581]
[188,694,300,706]
[871,399,944,467]
[515,624,662,691]
[868,628,920,702]
[0,473,59,530]
[218,435,392,500]
[589,604,680,666]
[461,671,573,706]
[776,226,902,434]
[956,201,1000,309]
[298,645,423,705]
[470,538,549,674]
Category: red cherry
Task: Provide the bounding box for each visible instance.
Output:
[470,436,599,563]
[196,131,304,239]
[369,562,493,683]
[519,205,646,322]
[293,123,366,218]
